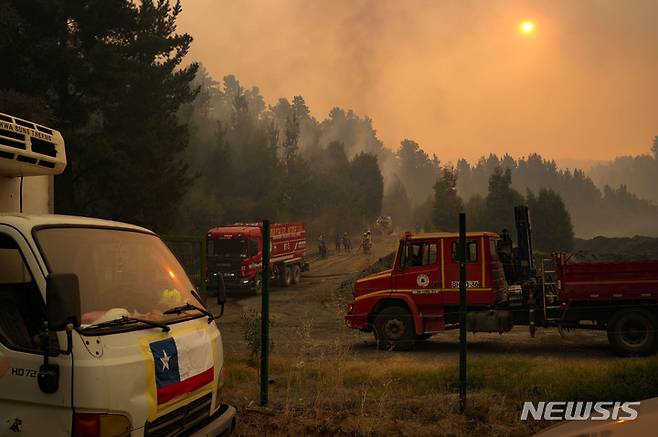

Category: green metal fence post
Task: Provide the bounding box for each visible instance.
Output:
[459,212,467,414]
[260,220,271,406]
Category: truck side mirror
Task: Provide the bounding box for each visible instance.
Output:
[398,239,406,271]
[46,273,81,331]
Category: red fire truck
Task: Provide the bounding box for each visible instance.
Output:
[345,207,658,356]
[207,222,308,293]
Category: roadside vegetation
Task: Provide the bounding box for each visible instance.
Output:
[223,351,658,436]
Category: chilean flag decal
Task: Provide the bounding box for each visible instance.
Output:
[149,330,214,405]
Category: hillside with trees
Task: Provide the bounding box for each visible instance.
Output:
[2,0,657,245]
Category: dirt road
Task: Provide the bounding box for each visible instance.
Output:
[216,234,613,364]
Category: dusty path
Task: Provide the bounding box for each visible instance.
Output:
[216,234,613,364]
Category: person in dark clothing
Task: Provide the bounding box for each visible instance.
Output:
[342,232,351,253]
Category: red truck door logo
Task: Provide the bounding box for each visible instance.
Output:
[416,274,430,287]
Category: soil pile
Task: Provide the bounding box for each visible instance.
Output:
[573,236,658,261]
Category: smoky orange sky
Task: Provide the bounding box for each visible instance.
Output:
[178,0,658,163]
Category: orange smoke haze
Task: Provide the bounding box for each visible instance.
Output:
[179,0,658,163]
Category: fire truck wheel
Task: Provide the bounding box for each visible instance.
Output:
[607,309,657,357]
[291,265,301,284]
[281,265,293,287]
[374,307,415,351]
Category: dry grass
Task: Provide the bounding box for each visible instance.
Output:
[222,347,658,436]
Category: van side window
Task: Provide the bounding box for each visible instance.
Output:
[451,241,478,263]
[0,233,45,353]
[402,242,438,268]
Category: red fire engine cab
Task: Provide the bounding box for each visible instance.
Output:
[345,207,658,356]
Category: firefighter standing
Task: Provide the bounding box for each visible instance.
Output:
[342,232,351,253]
[318,234,327,258]
[360,230,372,254]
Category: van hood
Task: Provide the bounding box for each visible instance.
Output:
[72,317,223,433]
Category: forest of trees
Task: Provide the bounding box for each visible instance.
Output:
[1,0,656,249]
[589,137,658,204]
[453,152,658,238]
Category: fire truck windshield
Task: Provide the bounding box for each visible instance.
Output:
[212,239,248,258]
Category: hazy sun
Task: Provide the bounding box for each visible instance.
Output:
[520,20,535,35]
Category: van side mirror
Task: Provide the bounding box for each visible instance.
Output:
[217,274,226,304]
[46,273,81,331]
[39,273,80,394]
[207,273,227,317]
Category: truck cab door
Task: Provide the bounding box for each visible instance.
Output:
[393,239,440,297]
[0,226,71,436]
[442,237,486,305]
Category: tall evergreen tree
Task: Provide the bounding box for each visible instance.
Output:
[431,167,464,232]
[350,153,384,225]
[1,0,198,231]
[485,167,524,233]
[526,189,574,252]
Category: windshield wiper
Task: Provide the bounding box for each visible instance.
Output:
[164,302,214,323]
[82,316,170,332]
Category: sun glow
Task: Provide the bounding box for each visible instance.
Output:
[520,20,535,35]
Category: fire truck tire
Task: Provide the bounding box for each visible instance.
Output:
[607,309,657,357]
[280,265,293,287]
[291,264,301,284]
[373,307,415,351]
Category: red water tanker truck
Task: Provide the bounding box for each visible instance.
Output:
[345,206,658,356]
[207,222,308,293]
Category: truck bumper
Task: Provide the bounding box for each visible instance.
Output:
[190,404,237,437]
[225,278,255,290]
[345,312,369,330]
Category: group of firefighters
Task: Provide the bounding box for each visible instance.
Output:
[317,230,372,258]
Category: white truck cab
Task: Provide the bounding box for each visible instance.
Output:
[0,113,236,436]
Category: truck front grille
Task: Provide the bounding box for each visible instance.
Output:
[144,394,212,437]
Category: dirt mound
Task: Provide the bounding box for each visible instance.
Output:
[338,251,395,297]
[573,236,658,261]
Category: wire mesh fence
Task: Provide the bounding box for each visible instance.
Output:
[162,235,208,297]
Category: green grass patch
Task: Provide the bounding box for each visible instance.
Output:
[225,354,658,436]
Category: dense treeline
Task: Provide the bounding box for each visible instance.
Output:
[1,0,197,231]
[1,0,656,246]
[452,153,658,238]
[589,137,658,204]
[176,70,385,235]
[428,167,575,252]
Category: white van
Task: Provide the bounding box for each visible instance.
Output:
[0,113,236,436]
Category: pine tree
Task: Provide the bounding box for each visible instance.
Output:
[431,167,464,231]
[526,189,574,252]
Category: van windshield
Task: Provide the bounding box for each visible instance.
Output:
[35,227,201,327]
